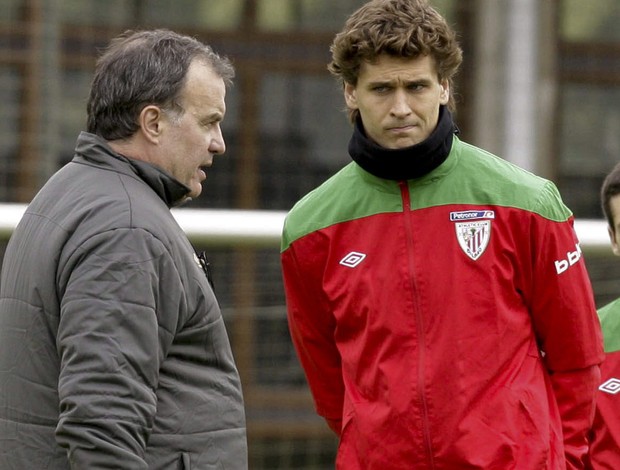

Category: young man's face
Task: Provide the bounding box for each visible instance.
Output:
[157,60,227,199]
[344,54,449,149]
[608,193,620,256]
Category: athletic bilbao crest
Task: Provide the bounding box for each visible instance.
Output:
[450,210,494,261]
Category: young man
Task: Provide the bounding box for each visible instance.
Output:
[587,162,620,469]
[280,0,604,468]
[0,30,247,468]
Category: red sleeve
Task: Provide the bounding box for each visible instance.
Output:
[550,365,600,470]
[326,417,343,437]
[529,214,603,372]
[281,235,344,430]
[527,200,604,468]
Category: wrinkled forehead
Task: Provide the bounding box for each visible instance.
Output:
[357,54,440,81]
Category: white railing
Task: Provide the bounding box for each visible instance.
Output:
[0,203,287,247]
[0,203,612,255]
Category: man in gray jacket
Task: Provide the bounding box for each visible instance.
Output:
[0,29,247,469]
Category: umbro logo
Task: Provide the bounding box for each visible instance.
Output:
[340,251,366,268]
[599,378,620,395]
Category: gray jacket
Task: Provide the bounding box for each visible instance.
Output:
[0,132,247,469]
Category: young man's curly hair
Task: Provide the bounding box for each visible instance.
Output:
[328,0,463,122]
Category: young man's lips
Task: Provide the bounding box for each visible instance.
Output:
[389,124,415,132]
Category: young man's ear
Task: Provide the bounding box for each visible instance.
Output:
[439,80,450,105]
[344,83,358,110]
[608,225,620,256]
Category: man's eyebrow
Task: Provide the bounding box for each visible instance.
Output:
[404,78,433,85]
[202,111,224,122]
[366,77,433,87]
[366,79,394,87]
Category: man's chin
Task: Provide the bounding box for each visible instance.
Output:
[384,138,421,149]
[182,185,201,202]
[376,131,423,149]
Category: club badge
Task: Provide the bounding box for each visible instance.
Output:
[450,210,494,261]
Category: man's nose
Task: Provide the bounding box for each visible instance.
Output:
[210,126,226,155]
[390,89,412,117]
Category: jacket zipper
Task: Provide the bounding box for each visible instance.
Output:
[399,180,435,468]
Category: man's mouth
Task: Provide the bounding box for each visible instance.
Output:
[388,124,415,132]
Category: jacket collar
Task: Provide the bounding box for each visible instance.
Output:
[348,105,457,181]
[73,132,191,207]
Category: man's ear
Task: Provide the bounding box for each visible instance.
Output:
[139,105,163,143]
[608,225,620,256]
[439,79,450,105]
[344,83,358,110]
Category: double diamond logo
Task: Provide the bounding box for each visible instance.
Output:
[599,378,620,395]
[340,251,366,268]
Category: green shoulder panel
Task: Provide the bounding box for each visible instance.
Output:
[281,163,402,251]
[598,298,620,353]
[409,140,572,222]
[281,138,572,252]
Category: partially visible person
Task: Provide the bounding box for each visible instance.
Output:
[0,29,247,468]
[587,162,620,469]
[280,0,604,468]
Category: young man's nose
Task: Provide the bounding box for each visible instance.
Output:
[390,90,412,117]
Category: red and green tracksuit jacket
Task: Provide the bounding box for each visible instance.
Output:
[587,298,620,469]
[281,136,604,469]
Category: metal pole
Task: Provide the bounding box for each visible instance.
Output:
[504,0,538,171]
